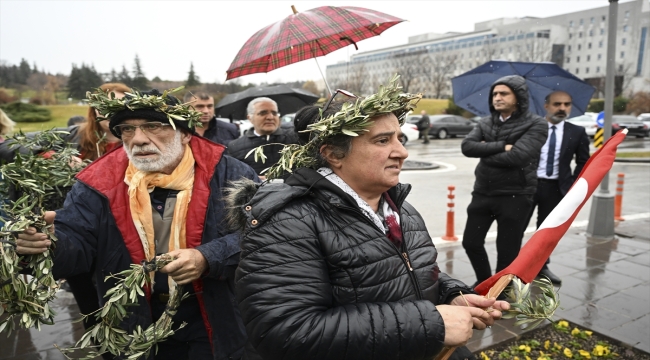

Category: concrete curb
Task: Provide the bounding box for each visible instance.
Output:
[614,157,650,163]
[402,160,440,171]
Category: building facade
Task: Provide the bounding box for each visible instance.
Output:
[326,0,649,99]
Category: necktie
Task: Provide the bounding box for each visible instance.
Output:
[546,126,556,177]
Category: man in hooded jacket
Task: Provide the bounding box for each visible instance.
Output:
[460,75,548,286]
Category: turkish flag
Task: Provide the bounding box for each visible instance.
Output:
[474,129,628,295]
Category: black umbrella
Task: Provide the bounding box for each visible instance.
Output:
[215,85,320,120]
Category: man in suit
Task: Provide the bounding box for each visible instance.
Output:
[526,90,590,285]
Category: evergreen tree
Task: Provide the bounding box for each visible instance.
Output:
[108,68,119,83]
[185,63,200,87]
[33,62,39,74]
[66,63,103,99]
[131,54,149,90]
[17,58,31,84]
[118,65,132,87]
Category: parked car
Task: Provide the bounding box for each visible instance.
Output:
[637,113,650,121]
[280,113,295,129]
[612,115,648,138]
[640,115,650,136]
[427,115,475,139]
[400,123,420,145]
[405,115,422,126]
[235,119,253,136]
[567,114,598,137]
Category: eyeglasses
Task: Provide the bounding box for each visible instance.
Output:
[113,122,173,138]
[322,89,358,112]
[255,110,280,117]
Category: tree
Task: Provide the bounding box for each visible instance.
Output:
[67,63,103,99]
[389,49,427,93]
[422,53,458,99]
[302,80,319,96]
[185,63,200,87]
[118,65,132,86]
[131,54,148,90]
[17,58,32,84]
[346,62,367,95]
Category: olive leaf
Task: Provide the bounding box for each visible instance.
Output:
[0,129,89,335]
[56,254,188,359]
[501,277,560,330]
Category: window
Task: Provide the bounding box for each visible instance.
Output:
[579,32,583,38]
[589,30,593,36]
[509,47,512,53]
[568,45,572,51]
[623,25,628,32]
[569,33,573,39]
[569,20,574,27]
[578,44,582,50]
[566,57,571,63]
[619,64,624,72]
[586,67,590,74]
[602,15,606,21]
[622,38,626,45]
[620,51,625,58]
[598,54,602,60]
[500,48,504,54]
[590,17,595,24]
[587,55,591,61]
[625,11,629,18]
[599,40,603,48]
[577,56,581,62]
[588,43,592,49]
[576,68,580,74]
[579,19,584,25]
[596,66,600,73]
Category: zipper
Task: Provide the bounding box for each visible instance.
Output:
[332,202,423,299]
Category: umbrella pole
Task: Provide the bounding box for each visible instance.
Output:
[313,57,333,96]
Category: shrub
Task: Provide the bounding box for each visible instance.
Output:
[0,102,52,122]
[587,97,629,114]
[626,92,650,115]
[0,89,18,104]
[446,98,465,115]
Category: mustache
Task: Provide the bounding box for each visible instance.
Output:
[554,111,567,116]
[131,145,161,155]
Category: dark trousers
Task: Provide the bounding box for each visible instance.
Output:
[66,267,101,330]
[462,193,533,283]
[525,179,564,269]
[419,129,430,143]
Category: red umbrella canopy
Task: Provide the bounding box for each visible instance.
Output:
[226,6,405,80]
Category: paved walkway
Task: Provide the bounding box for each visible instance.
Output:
[2,218,648,359]
[432,216,650,355]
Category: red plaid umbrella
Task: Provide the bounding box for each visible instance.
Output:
[225,5,405,84]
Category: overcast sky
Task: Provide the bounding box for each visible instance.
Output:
[0,1,623,85]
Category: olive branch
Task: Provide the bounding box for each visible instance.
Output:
[0,130,88,334]
[248,74,422,179]
[86,86,203,131]
[56,254,188,360]
[501,277,560,330]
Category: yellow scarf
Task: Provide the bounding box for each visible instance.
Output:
[124,144,195,262]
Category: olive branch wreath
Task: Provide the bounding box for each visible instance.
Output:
[86,86,203,131]
[0,130,88,334]
[246,74,423,180]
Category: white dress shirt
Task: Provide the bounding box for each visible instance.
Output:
[537,121,564,179]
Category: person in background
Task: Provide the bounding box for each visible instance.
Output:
[525,91,590,285]
[227,97,298,178]
[66,115,86,127]
[0,109,16,140]
[460,75,548,288]
[183,92,239,146]
[417,110,430,144]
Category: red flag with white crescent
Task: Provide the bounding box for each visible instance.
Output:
[474,129,628,295]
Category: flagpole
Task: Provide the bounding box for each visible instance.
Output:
[587,0,618,239]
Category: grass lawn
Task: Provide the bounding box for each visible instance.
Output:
[615,151,650,158]
[12,105,88,133]
[413,99,449,115]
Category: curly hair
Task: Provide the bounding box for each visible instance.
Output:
[78,82,131,160]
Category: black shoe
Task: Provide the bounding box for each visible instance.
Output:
[538,267,562,285]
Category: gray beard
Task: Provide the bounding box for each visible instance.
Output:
[124,131,184,172]
[549,114,566,124]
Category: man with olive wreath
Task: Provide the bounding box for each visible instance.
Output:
[15,89,260,359]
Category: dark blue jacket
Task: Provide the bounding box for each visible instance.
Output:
[51,136,259,360]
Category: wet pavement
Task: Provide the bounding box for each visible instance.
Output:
[433,217,650,355]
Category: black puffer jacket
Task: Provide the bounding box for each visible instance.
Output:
[228,168,474,360]
[461,75,548,196]
[227,127,298,175]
